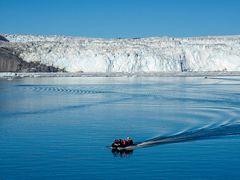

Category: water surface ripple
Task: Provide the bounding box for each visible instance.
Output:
[1,76,240,179]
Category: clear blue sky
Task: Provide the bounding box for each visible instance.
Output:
[1,0,240,38]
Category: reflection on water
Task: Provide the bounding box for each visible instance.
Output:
[1,76,240,179]
[112,149,134,157]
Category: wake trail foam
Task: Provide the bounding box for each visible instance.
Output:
[135,123,240,149]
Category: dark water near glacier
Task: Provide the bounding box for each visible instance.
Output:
[1,76,240,179]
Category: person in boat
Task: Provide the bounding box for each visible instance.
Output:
[123,139,127,146]
[112,137,133,148]
[112,139,120,147]
[127,137,133,145]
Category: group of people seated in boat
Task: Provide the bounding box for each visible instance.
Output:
[112,137,133,148]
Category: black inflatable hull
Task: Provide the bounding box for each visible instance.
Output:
[111,143,136,150]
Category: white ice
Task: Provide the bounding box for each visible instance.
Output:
[3,34,240,73]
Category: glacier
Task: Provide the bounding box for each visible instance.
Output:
[2,34,240,73]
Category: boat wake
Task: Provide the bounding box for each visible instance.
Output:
[110,122,240,158]
[135,122,240,149]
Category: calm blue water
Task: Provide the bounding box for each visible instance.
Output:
[1,76,240,179]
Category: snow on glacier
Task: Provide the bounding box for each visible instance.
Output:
[4,34,240,73]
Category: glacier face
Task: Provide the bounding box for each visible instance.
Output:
[3,34,240,73]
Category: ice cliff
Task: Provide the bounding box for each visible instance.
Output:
[2,34,240,73]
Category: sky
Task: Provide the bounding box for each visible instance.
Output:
[1,0,240,38]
